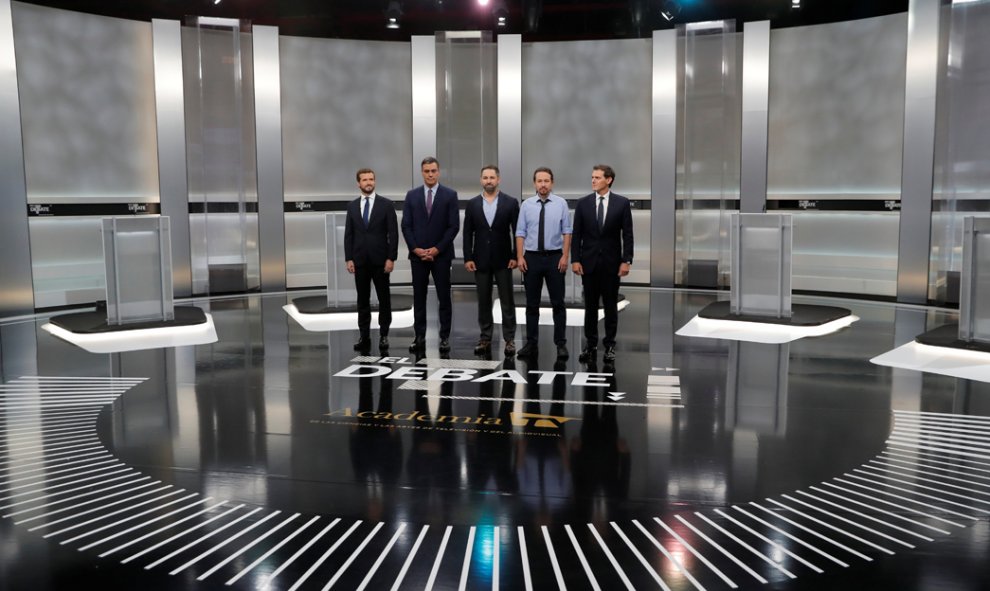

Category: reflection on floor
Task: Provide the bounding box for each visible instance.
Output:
[2,288,989,590]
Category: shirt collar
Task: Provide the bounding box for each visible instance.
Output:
[596,191,610,201]
[361,192,376,200]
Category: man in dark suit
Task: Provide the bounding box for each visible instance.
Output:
[402,157,460,353]
[344,168,398,352]
[571,164,633,363]
[463,165,520,357]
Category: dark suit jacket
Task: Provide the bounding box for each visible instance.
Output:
[401,184,460,262]
[462,192,520,272]
[571,192,634,275]
[344,195,399,266]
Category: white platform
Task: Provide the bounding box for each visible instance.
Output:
[676,313,859,344]
[42,314,218,354]
[284,304,415,332]
[871,341,990,384]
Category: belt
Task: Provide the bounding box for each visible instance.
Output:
[526,250,562,256]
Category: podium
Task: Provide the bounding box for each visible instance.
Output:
[913,216,990,353]
[43,217,215,353]
[678,213,855,343]
[285,212,413,332]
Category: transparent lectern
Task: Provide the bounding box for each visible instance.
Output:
[960,217,990,344]
[103,217,175,325]
[730,213,792,319]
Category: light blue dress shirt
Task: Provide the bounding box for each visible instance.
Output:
[516,193,572,252]
[482,195,498,227]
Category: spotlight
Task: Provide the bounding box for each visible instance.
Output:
[478,0,490,5]
[385,1,402,29]
[213,0,221,5]
[660,0,680,21]
[791,0,800,7]
[493,0,509,26]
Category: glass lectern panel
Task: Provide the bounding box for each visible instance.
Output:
[103,217,174,325]
[325,213,357,307]
[960,217,990,343]
[730,213,792,318]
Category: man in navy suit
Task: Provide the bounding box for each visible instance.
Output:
[402,157,460,353]
[463,165,520,357]
[344,168,398,353]
[571,164,633,363]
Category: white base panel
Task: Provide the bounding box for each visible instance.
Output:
[42,314,218,354]
[675,313,859,344]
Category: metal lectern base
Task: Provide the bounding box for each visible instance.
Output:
[698,301,853,327]
[49,305,207,333]
[915,323,990,354]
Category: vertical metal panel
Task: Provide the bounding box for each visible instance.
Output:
[897,0,941,304]
[253,25,286,291]
[497,34,522,200]
[740,20,770,214]
[152,19,191,298]
[0,0,33,316]
[411,35,437,182]
[651,29,677,287]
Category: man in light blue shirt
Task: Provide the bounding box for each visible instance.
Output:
[515,166,572,360]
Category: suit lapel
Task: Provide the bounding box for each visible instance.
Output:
[599,195,620,234]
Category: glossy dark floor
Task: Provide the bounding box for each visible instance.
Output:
[2,288,990,590]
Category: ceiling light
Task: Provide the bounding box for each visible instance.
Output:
[385,1,402,29]
[213,0,221,5]
[478,0,490,6]
[493,0,509,26]
[791,0,800,7]
[660,1,681,21]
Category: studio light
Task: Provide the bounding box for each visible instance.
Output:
[493,0,509,26]
[478,0,490,6]
[791,0,801,7]
[385,1,402,29]
[660,1,681,21]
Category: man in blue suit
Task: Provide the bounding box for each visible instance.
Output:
[571,164,633,363]
[463,165,519,357]
[344,168,398,353]
[402,157,460,353]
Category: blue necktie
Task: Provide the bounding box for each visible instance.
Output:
[362,197,370,227]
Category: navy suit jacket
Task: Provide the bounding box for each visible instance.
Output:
[401,184,460,262]
[571,192,634,275]
[344,195,398,266]
[462,192,519,272]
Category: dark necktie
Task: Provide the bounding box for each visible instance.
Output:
[426,188,433,216]
[362,197,370,227]
[597,196,605,230]
[538,199,547,251]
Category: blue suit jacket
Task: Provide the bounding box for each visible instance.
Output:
[401,184,460,262]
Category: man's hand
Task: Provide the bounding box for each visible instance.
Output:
[557,255,568,273]
[346,260,355,274]
[465,261,477,272]
[427,247,440,258]
[517,257,527,273]
[572,262,584,276]
[413,248,432,261]
[618,262,631,277]
[508,259,517,270]
[384,259,394,273]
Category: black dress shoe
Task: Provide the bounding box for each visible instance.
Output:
[578,347,597,363]
[379,336,389,351]
[409,338,424,352]
[516,342,537,359]
[474,339,491,355]
[439,339,451,353]
[556,345,569,360]
[353,337,371,351]
[504,339,516,356]
[603,346,616,362]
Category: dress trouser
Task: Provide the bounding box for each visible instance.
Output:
[475,266,516,341]
[581,265,620,347]
[355,263,392,338]
[522,252,566,346]
[410,258,452,340]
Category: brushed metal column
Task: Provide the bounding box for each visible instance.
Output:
[411,35,438,182]
[152,19,191,298]
[651,29,678,288]
[497,34,522,200]
[253,25,286,292]
[897,0,940,304]
[0,0,34,316]
[740,20,770,214]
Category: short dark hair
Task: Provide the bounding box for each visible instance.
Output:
[421,156,440,168]
[532,166,554,182]
[594,164,615,187]
[355,168,375,182]
[480,164,500,176]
